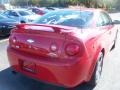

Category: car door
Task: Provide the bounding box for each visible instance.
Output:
[96,12,111,51]
[101,12,117,46]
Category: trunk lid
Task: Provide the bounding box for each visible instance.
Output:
[10,24,76,59]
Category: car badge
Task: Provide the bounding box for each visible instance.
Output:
[27,39,34,43]
[47,53,58,58]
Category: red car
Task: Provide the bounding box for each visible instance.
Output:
[7,9,118,88]
[28,7,50,15]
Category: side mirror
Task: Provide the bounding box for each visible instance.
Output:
[112,20,120,24]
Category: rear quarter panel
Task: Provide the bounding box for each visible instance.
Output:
[81,27,111,81]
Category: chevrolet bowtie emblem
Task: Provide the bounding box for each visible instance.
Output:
[47,53,58,58]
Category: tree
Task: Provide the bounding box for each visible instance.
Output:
[10,0,116,9]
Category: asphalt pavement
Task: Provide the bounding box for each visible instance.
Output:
[0,13,120,90]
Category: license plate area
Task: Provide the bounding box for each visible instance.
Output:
[20,60,36,73]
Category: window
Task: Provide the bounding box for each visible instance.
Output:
[3,11,10,16]
[0,15,6,19]
[96,14,104,27]
[101,12,112,25]
[34,10,93,28]
[96,12,112,27]
[10,11,19,17]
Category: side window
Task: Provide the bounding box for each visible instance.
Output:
[3,11,10,16]
[101,12,112,25]
[96,14,105,27]
[10,11,19,17]
[96,12,112,27]
[8,11,14,16]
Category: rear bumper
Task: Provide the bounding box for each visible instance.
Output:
[7,46,90,88]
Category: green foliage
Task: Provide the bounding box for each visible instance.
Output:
[10,0,116,9]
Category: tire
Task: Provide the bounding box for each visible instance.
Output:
[88,52,104,86]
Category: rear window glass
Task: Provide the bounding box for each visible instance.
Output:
[34,10,93,28]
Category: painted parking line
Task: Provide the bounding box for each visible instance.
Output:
[0,39,8,43]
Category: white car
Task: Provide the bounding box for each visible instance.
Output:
[2,9,41,23]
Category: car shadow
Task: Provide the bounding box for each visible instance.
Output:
[0,68,95,90]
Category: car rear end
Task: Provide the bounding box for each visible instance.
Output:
[7,23,90,87]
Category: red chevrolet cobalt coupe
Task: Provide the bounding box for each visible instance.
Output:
[7,9,118,88]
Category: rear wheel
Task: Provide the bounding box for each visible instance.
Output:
[88,52,104,86]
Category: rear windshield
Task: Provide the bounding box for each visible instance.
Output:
[34,10,93,28]
[18,11,33,16]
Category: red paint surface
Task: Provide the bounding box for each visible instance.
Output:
[7,9,118,88]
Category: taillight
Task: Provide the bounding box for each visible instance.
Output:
[65,43,80,56]
[12,37,17,43]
